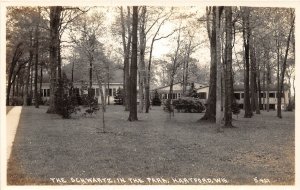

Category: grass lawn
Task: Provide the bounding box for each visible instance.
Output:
[7,105,294,185]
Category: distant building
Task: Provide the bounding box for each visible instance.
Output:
[232,85,289,110]
[40,82,123,104]
[153,82,208,100]
[40,79,289,110]
[153,82,289,110]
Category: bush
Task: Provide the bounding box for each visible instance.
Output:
[164,97,205,113]
[114,87,124,105]
[152,90,161,106]
[11,96,23,106]
[232,101,240,115]
[162,99,172,112]
[285,102,294,112]
[56,94,80,119]
[81,94,98,107]
[80,94,99,116]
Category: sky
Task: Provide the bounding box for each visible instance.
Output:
[61,6,211,68]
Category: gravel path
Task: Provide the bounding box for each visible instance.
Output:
[6,106,22,161]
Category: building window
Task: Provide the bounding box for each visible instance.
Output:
[269,104,275,110]
[241,93,244,99]
[198,92,207,99]
[112,88,116,96]
[88,88,95,97]
[234,93,240,100]
[109,88,112,96]
[47,89,50,97]
[269,93,275,98]
[74,88,80,95]
[239,104,244,109]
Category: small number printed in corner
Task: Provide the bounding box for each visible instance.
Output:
[253,177,271,184]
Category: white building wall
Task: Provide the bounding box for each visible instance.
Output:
[40,82,124,104]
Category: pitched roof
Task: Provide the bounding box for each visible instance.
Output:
[153,82,208,91]
[233,84,289,91]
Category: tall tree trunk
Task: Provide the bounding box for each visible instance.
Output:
[257,55,261,112]
[293,75,295,104]
[95,69,106,131]
[138,6,147,113]
[183,37,192,95]
[121,7,131,111]
[30,62,33,102]
[266,61,270,112]
[145,38,155,113]
[286,70,292,106]
[224,6,233,127]
[47,6,62,113]
[182,52,187,95]
[107,66,110,105]
[216,6,223,127]
[250,39,259,114]
[276,38,281,115]
[145,12,173,113]
[201,7,217,121]
[128,6,138,121]
[89,57,93,89]
[39,62,43,102]
[12,77,16,97]
[168,28,181,117]
[262,52,266,110]
[242,7,252,118]
[34,11,40,108]
[6,43,23,105]
[71,60,74,84]
[23,34,33,106]
[277,11,294,118]
[250,42,255,112]
[57,38,64,109]
[16,75,19,97]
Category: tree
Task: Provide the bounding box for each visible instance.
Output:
[277,10,295,118]
[201,7,217,121]
[216,6,223,127]
[6,7,44,106]
[6,42,25,106]
[152,90,162,106]
[145,9,174,113]
[47,6,90,113]
[250,38,259,114]
[34,7,41,108]
[242,7,252,118]
[223,6,233,127]
[138,6,147,113]
[128,6,139,121]
[167,25,184,118]
[94,67,107,132]
[47,6,62,113]
[114,87,124,105]
[69,11,105,91]
[120,7,132,111]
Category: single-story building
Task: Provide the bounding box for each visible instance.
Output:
[40,81,123,104]
[153,82,289,110]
